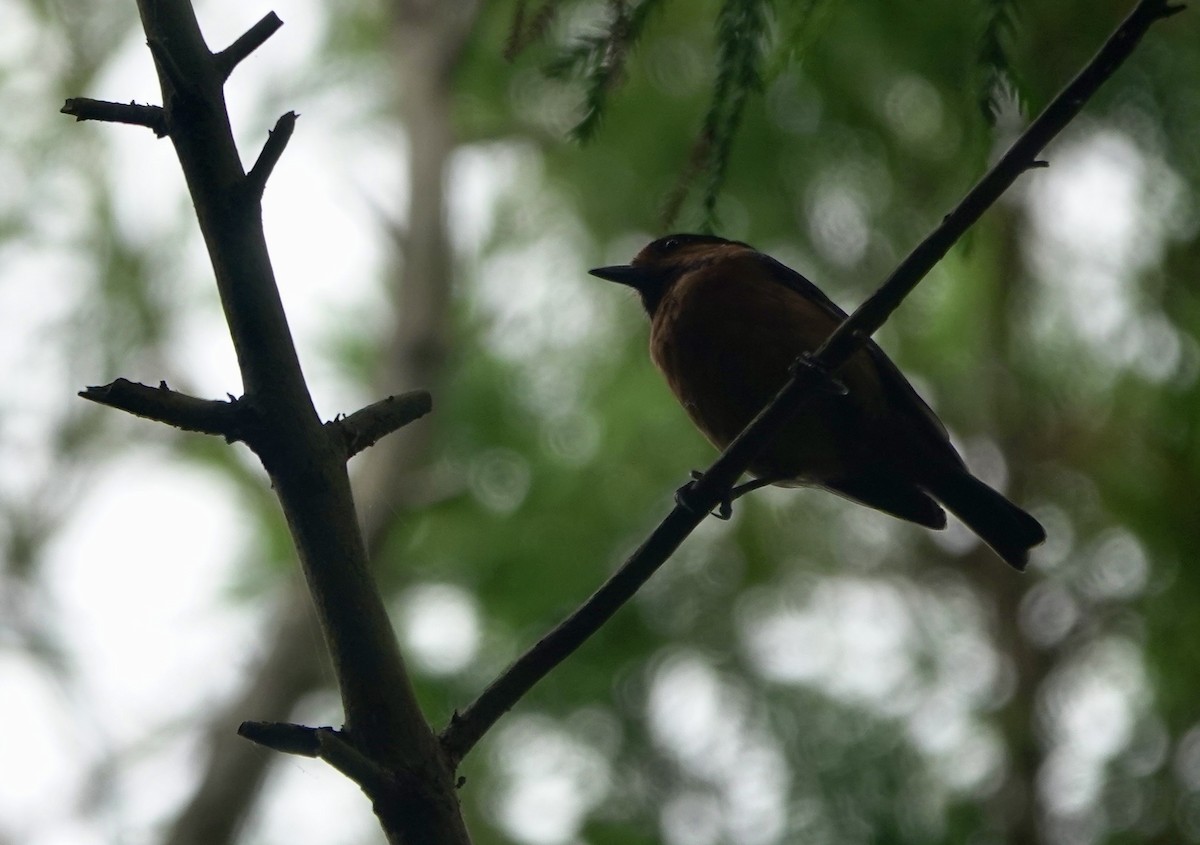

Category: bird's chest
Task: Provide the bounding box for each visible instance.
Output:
[648,272,880,477]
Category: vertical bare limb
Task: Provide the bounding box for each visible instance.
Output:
[70,1,471,841]
[163,0,482,841]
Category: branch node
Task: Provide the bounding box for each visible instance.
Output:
[215,12,285,80]
[60,98,169,137]
[329,390,433,460]
[245,111,299,201]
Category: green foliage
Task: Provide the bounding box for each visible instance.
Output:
[543,0,668,142]
[681,0,773,230]
[975,0,1027,124]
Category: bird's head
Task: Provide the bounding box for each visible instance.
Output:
[589,233,750,317]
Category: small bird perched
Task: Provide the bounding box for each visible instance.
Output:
[590,233,1045,569]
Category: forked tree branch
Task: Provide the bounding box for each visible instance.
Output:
[439,0,1183,766]
[67,2,466,843]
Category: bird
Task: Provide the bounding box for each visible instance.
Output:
[589,233,1046,569]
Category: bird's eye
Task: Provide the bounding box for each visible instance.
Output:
[661,238,680,252]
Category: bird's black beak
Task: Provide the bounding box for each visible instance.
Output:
[590,263,669,317]
[588,264,656,289]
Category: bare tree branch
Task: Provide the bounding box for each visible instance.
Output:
[239,722,402,792]
[239,720,328,756]
[68,0,467,841]
[244,111,298,201]
[79,378,244,439]
[330,391,433,459]
[60,98,168,136]
[215,11,284,80]
[439,0,1183,766]
[163,0,479,838]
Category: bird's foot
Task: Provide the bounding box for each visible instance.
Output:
[791,351,848,395]
[675,472,780,520]
[675,471,734,519]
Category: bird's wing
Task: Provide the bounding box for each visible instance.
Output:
[754,252,956,451]
[756,253,850,321]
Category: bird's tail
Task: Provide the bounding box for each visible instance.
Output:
[925,467,1045,570]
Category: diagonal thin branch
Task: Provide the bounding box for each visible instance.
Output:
[329,390,433,460]
[60,98,169,137]
[811,0,1186,363]
[439,0,1183,766]
[79,378,245,439]
[215,11,284,80]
